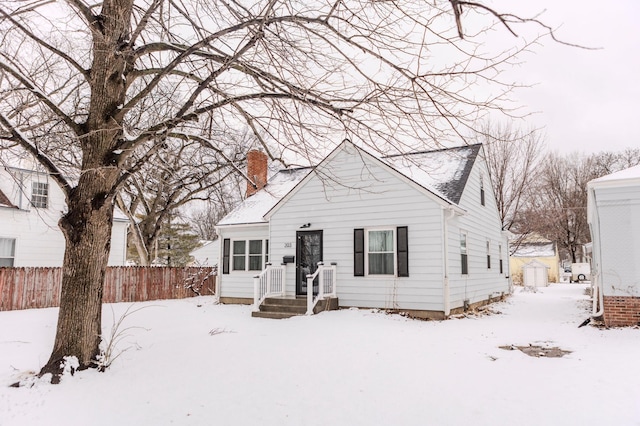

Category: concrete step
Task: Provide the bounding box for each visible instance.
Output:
[253,297,339,319]
[251,311,299,319]
[260,303,307,314]
[262,297,307,307]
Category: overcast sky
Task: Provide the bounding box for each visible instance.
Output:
[489,0,640,154]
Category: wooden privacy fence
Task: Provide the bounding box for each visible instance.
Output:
[0,266,216,312]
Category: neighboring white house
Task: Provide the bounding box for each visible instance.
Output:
[587,164,640,327]
[215,140,510,319]
[0,163,129,267]
[190,239,220,266]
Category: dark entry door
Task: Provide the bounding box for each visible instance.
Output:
[296,230,323,296]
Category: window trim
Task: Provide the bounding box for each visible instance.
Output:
[354,227,408,277]
[31,181,49,209]
[460,232,468,275]
[365,228,396,277]
[486,240,491,269]
[499,244,504,274]
[480,174,485,206]
[0,237,16,267]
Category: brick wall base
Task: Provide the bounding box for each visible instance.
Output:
[603,296,640,327]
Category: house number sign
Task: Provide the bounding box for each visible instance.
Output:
[284,242,292,248]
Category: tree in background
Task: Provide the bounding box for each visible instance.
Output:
[153,221,201,266]
[187,174,246,241]
[526,148,640,262]
[116,137,244,265]
[475,122,545,233]
[0,0,566,380]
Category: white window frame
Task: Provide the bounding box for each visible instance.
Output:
[460,232,468,275]
[31,181,48,209]
[0,237,16,267]
[365,228,396,276]
[486,240,491,269]
[231,239,269,272]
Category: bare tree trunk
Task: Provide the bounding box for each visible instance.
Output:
[40,169,118,379]
[39,0,132,379]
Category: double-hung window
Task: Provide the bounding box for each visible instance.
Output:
[0,238,16,267]
[486,240,491,269]
[31,182,48,209]
[223,239,269,273]
[368,229,394,275]
[460,233,468,275]
[354,227,408,277]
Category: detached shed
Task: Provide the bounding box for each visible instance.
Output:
[522,259,549,288]
[588,164,640,326]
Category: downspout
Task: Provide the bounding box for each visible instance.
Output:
[590,188,604,317]
[443,207,456,317]
[214,227,222,303]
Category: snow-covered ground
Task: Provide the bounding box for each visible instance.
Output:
[1,284,638,425]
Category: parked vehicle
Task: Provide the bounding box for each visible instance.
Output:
[570,263,591,282]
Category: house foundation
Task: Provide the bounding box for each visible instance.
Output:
[603,296,640,327]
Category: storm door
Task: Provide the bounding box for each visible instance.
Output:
[296,230,323,296]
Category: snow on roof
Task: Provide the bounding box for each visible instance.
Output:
[382,144,481,203]
[217,167,311,226]
[513,242,556,258]
[590,164,640,185]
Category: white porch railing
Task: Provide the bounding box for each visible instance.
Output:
[253,263,286,311]
[306,262,337,315]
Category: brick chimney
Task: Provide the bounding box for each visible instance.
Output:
[246,149,268,197]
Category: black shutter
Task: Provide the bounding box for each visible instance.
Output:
[354,229,364,276]
[222,238,230,274]
[397,226,409,277]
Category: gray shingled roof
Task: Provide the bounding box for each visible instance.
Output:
[383,144,481,204]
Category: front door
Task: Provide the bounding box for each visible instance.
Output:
[296,230,323,296]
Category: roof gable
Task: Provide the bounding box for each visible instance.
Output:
[0,188,16,208]
[218,140,479,226]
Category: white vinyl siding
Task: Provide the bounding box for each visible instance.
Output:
[268,143,445,312]
[216,225,269,300]
[0,168,128,267]
[448,153,510,308]
[588,181,640,296]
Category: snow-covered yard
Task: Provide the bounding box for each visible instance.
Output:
[1,284,638,425]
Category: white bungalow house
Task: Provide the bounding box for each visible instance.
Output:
[0,163,128,267]
[587,164,640,327]
[215,140,510,319]
[190,239,220,267]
